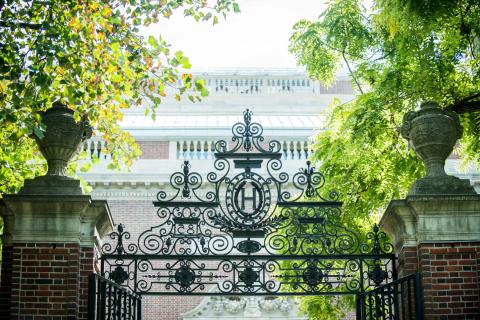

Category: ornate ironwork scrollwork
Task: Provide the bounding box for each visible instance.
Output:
[361,224,393,255]
[214,109,281,154]
[99,109,396,297]
[101,224,138,255]
[302,261,324,288]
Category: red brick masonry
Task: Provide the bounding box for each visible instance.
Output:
[398,242,480,320]
[138,141,169,159]
[1,242,95,320]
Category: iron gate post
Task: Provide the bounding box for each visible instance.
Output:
[414,273,423,320]
[88,274,96,320]
[100,279,106,320]
[137,299,142,320]
[355,294,364,320]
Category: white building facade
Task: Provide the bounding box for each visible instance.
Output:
[78,68,479,319]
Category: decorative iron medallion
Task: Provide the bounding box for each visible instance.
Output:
[237,239,262,254]
[368,264,388,286]
[109,265,129,285]
[175,265,196,288]
[239,265,258,288]
[225,172,271,227]
[302,263,323,288]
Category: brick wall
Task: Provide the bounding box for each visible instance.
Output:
[138,141,169,159]
[0,242,95,319]
[143,296,203,320]
[397,246,419,277]
[79,247,96,320]
[419,242,480,319]
[397,242,480,319]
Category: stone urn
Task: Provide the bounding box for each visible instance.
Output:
[400,101,476,195]
[20,102,92,195]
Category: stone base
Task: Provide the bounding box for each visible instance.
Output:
[381,195,480,319]
[0,194,113,319]
[409,175,476,195]
[1,194,113,245]
[381,195,480,250]
[19,175,83,195]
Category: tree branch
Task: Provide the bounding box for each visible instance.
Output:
[342,50,364,94]
[447,93,480,114]
[449,101,480,114]
[0,20,43,30]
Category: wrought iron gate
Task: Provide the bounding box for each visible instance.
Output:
[90,110,423,319]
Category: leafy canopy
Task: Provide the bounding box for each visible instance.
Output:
[290,0,480,222]
[0,0,239,194]
[289,0,480,317]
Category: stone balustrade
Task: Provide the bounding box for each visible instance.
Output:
[81,138,112,160]
[80,138,315,161]
[175,139,314,160]
[200,78,353,95]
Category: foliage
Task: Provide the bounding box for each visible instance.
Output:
[289,0,480,318]
[298,295,354,320]
[0,0,239,194]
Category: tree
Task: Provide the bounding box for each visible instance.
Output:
[289,0,480,317]
[0,0,240,194]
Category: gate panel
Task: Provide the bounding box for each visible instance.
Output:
[91,110,422,319]
[88,274,142,320]
[357,273,423,320]
[100,253,395,296]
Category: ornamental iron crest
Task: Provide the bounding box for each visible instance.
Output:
[99,109,395,297]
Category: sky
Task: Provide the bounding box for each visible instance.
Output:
[142,0,327,69]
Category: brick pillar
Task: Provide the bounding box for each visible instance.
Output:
[381,195,480,319]
[0,195,113,319]
[0,243,13,320]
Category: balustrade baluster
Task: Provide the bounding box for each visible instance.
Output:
[89,140,95,159]
[196,141,201,160]
[208,141,213,159]
[84,141,90,159]
[182,141,187,160]
[100,140,106,159]
[282,141,287,160]
[201,141,207,159]
[303,141,309,159]
[189,141,194,160]
[289,141,294,159]
[176,141,182,160]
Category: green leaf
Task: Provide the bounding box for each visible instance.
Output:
[181,57,192,69]
[33,126,45,139]
[110,42,120,53]
[80,162,92,172]
[175,51,184,60]
[194,78,206,90]
[233,3,241,13]
[148,35,157,47]
[111,74,123,83]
